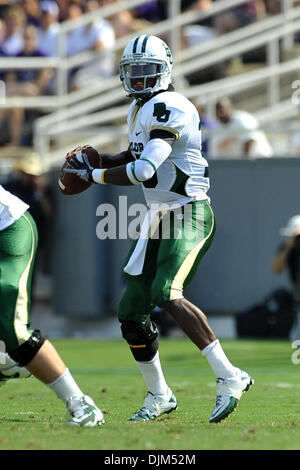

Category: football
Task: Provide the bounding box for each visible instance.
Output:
[58,145,102,195]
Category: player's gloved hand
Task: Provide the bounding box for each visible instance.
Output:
[64,146,95,183]
[64,167,94,183]
[66,145,99,169]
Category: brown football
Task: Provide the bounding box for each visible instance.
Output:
[58,145,102,195]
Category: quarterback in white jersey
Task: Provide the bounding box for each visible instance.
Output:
[126,90,210,208]
[66,34,254,424]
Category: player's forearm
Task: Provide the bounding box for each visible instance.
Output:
[101,165,134,186]
[101,150,135,169]
[91,151,136,185]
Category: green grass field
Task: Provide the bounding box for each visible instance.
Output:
[0,338,300,451]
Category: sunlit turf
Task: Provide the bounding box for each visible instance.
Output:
[0,338,300,450]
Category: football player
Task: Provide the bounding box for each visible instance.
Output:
[66,35,254,423]
[0,184,104,427]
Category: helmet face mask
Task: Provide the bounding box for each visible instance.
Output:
[120,35,173,99]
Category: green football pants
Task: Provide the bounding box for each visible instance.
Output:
[0,212,38,353]
[118,200,215,325]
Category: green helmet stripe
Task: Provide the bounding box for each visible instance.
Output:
[141,35,150,53]
[132,36,140,54]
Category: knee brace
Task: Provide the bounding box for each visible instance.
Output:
[9,329,46,366]
[120,319,158,362]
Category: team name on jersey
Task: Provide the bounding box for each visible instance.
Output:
[129,141,144,155]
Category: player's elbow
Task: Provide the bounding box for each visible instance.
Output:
[126,159,156,185]
[136,160,155,182]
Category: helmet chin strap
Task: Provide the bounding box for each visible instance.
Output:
[131,89,152,101]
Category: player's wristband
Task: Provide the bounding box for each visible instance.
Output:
[92,168,107,184]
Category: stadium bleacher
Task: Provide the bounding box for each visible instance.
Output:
[0,0,300,162]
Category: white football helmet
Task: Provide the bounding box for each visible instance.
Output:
[120,35,173,100]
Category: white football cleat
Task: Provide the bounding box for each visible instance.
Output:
[128,387,177,422]
[0,354,31,386]
[66,395,105,427]
[209,369,254,423]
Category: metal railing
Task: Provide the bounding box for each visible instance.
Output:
[41,56,300,133]
[32,8,300,161]
[35,56,300,167]
[32,8,298,124]
[0,0,297,162]
[0,0,254,109]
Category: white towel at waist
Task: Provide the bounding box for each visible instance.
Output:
[123,207,163,276]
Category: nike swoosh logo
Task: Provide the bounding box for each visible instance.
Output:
[135,131,142,136]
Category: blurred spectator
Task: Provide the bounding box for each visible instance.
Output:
[133,1,165,23]
[271,215,300,339]
[156,0,169,20]
[272,216,300,286]
[3,152,55,298]
[112,8,149,39]
[0,1,10,19]
[263,0,281,15]
[181,0,215,30]
[209,97,273,159]
[182,23,215,47]
[98,0,151,40]
[180,0,226,84]
[14,25,52,90]
[69,0,116,88]
[1,25,53,147]
[192,98,219,157]
[213,1,267,65]
[55,0,93,21]
[65,2,84,56]
[181,0,213,15]
[181,0,215,45]
[110,8,135,39]
[69,0,114,55]
[55,0,70,22]
[1,5,26,56]
[214,1,266,35]
[21,0,42,27]
[37,0,60,57]
[0,17,8,82]
[0,17,6,55]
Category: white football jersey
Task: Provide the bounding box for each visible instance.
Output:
[0,185,28,231]
[127,91,210,208]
